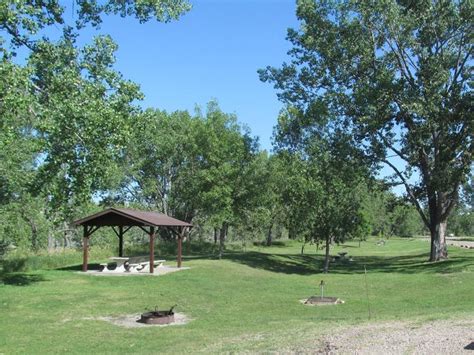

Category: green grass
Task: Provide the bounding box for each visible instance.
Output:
[1,238,473,353]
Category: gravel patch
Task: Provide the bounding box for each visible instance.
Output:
[311,319,474,354]
[64,312,192,328]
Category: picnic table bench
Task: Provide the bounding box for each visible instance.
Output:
[128,259,166,273]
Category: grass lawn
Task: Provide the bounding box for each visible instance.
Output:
[1,238,473,353]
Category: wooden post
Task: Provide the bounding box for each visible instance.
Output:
[177,228,183,268]
[149,227,155,274]
[118,225,123,257]
[82,225,89,272]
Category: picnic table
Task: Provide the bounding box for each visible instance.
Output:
[99,257,166,273]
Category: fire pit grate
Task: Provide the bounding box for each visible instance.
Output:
[139,305,176,325]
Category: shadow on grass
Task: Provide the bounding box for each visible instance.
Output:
[56,263,103,271]
[0,272,46,286]
[222,251,473,275]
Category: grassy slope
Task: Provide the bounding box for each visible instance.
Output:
[1,238,473,353]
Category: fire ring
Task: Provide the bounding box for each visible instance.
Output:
[139,311,175,324]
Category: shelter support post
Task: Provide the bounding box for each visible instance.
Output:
[118,226,123,257]
[149,227,155,274]
[177,227,186,268]
[82,225,89,272]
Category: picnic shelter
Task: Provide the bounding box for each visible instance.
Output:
[73,208,192,273]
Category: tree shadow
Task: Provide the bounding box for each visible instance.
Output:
[223,251,473,275]
[328,254,473,274]
[54,250,472,276]
[0,272,46,286]
[223,251,319,275]
[56,263,104,271]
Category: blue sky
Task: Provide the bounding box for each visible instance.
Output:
[84,0,300,151]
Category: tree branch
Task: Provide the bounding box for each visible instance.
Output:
[382,158,430,228]
[1,23,37,52]
[377,132,410,163]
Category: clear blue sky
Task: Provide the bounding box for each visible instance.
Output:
[86,0,299,151]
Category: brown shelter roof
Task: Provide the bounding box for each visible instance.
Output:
[72,208,192,228]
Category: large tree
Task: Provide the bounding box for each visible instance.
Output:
[260,0,473,261]
[194,102,258,257]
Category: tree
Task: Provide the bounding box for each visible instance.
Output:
[117,109,199,219]
[276,135,369,273]
[194,102,259,258]
[255,153,288,246]
[114,102,260,252]
[260,0,473,261]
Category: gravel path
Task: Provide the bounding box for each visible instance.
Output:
[420,237,474,249]
[313,319,474,354]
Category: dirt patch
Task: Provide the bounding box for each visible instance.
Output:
[64,312,191,328]
[301,297,345,306]
[308,319,474,354]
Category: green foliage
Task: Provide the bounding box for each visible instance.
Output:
[448,208,474,237]
[361,186,425,238]
[116,102,259,228]
[0,0,191,251]
[0,0,191,53]
[273,135,370,272]
[29,33,142,219]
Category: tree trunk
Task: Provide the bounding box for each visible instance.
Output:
[266,223,273,246]
[426,190,450,262]
[214,228,218,244]
[323,236,330,273]
[429,219,448,261]
[62,222,71,249]
[288,226,296,240]
[218,223,227,259]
